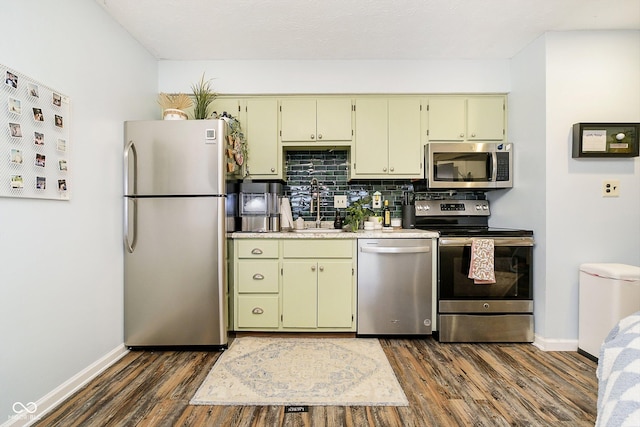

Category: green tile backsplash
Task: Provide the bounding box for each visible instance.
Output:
[284,150,414,221]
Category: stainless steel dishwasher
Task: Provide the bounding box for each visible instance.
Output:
[357,238,433,335]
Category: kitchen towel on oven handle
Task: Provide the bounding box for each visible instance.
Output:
[468,238,496,284]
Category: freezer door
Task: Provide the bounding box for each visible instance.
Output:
[124,120,226,196]
[124,197,227,346]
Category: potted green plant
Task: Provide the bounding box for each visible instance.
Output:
[191,73,217,119]
[345,196,373,232]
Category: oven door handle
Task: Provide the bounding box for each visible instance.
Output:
[439,238,534,247]
[360,246,431,254]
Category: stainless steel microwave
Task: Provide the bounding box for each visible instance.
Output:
[424,142,513,190]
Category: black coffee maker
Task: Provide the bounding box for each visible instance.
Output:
[401,191,416,229]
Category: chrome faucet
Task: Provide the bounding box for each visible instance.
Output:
[310,178,322,228]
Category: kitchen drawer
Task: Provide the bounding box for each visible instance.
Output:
[282,240,353,258]
[237,261,279,293]
[237,295,279,328]
[237,240,279,259]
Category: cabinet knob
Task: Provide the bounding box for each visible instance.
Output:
[383,167,387,172]
[471,133,476,137]
[319,265,324,272]
[251,248,263,255]
[270,167,275,172]
[252,273,264,280]
[390,167,394,172]
[459,133,465,137]
[252,307,264,315]
[310,134,315,140]
[318,133,323,140]
[311,265,316,272]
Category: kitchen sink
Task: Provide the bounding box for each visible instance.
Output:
[294,228,344,233]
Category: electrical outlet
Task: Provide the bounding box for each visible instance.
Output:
[334,195,348,208]
[602,180,620,197]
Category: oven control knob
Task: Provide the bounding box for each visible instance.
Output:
[475,204,482,210]
[483,303,490,309]
[482,205,488,210]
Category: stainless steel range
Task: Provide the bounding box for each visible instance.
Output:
[414,198,534,343]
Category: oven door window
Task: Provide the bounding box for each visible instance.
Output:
[433,152,491,182]
[439,244,532,299]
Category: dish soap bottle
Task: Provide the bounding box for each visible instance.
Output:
[333,211,343,229]
[383,200,392,228]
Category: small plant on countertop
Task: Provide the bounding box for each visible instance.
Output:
[190,73,217,119]
[345,196,373,232]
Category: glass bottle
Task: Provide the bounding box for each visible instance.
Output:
[383,200,391,228]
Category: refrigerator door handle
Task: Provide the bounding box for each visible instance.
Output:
[124,198,137,253]
[124,140,137,195]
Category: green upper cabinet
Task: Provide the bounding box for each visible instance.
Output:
[467,97,506,140]
[353,97,423,178]
[210,98,241,118]
[245,98,281,179]
[280,98,353,144]
[427,95,505,141]
[353,98,388,175]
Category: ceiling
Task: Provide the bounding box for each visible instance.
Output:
[97,0,640,61]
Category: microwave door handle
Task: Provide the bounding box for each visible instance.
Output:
[491,152,498,182]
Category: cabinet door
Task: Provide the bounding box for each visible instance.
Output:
[388,98,423,176]
[428,97,466,141]
[316,98,353,142]
[282,261,317,328]
[210,98,241,118]
[246,98,280,177]
[467,96,505,140]
[353,98,388,175]
[280,99,316,142]
[317,260,353,328]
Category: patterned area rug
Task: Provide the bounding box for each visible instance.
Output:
[190,337,408,406]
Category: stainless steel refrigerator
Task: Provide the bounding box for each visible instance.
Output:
[123,119,228,347]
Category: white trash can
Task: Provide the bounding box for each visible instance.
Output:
[578,263,640,359]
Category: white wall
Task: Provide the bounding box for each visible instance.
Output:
[491,35,549,337]
[544,31,640,341]
[158,59,510,94]
[499,30,640,347]
[0,0,157,423]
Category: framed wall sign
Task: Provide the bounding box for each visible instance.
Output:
[1,63,71,200]
[572,123,639,158]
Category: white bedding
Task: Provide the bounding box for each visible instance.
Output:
[596,311,640,427]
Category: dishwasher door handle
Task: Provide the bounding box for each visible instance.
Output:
[360,246,431,254]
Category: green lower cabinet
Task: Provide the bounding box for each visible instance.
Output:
[282,261,318,328]
[237,295,279,328]
[317,260,354,328]
[282,259,354,329]
[233,238,356,332]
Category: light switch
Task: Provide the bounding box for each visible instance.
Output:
[602,180,620,197]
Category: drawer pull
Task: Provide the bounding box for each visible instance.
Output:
[252,273,264,280]
[251,248,263,255]
[252,307,264,315]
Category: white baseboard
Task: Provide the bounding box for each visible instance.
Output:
[533,334,579,352]
[2,344,129,427]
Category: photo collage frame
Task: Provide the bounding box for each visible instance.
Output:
[1,63,70,200]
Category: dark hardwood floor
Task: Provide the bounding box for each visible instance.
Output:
[33,337,597,426]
